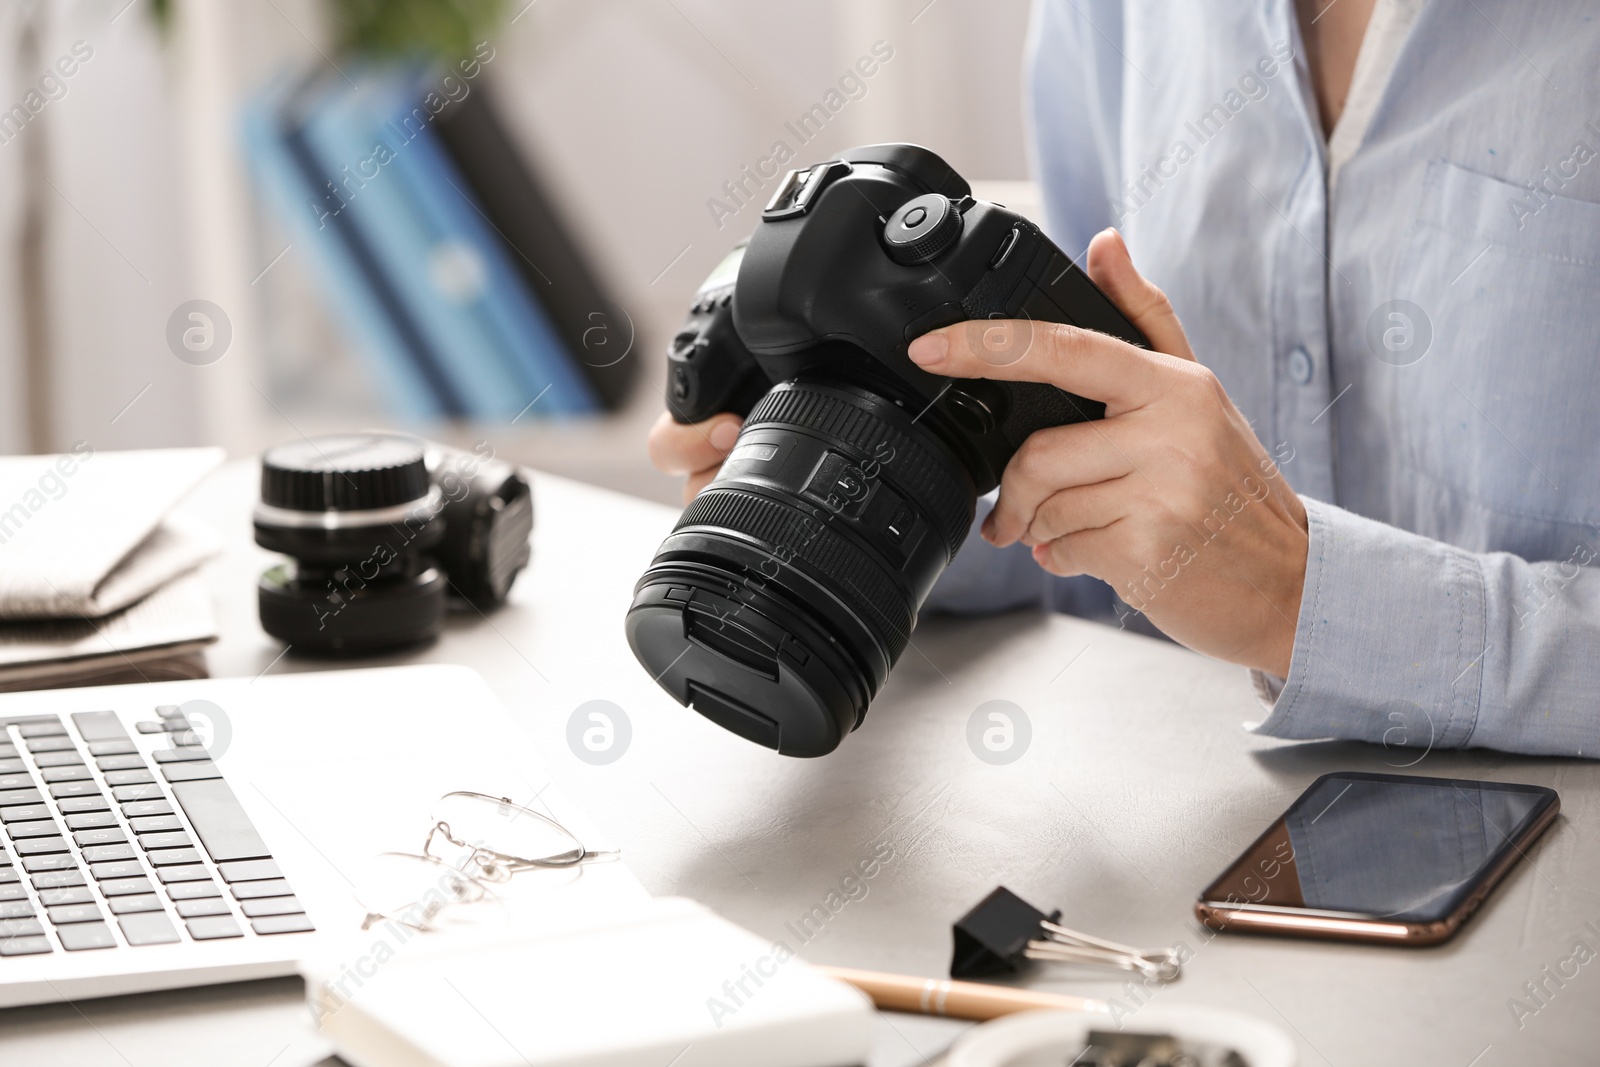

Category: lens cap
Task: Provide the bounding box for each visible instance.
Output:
[626,575,865,758]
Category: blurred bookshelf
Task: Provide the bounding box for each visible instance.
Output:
[174,0,1032,507]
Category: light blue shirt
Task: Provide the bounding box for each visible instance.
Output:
[929,0,1600,758]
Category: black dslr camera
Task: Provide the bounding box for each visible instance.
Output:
[627,144,1147,757]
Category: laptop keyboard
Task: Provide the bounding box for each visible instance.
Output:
[0,706,314,955]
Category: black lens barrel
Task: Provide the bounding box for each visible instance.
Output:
[627,379,975,756]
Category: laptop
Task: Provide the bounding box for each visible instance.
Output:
[0,663,639,1008]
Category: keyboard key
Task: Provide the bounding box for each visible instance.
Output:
[57,921,116,951]
[130,815,182,834]
[151,748,214,764]
[239,896,302,918]
[38,886,94,906]
[33,751,86,768]
[0,934,52,955]
[57,795,110,814]
[26,736,78,753]
[101,877,155,897]
[251,913,314,936]
[82,844,137,863]
[121,800,174,818]
[46,903,103,924]
[0,744,15,759]
[24,855,80,874]
[6,819,60,839]
[146,848,201,867]
[0,900,36,919]
[231,879,292,900]
[40,766,92,784]
[175,898,230,918]
[113,784,163,802]
[139,832,194,850]
[0,789,44,806]
[155,705,183,719]
[17,721,65,738]
[118,912,180,946]
[171,779,271,863]
[162,762,221,784]
[50,781,101,799]
[0,917,45,937]
[90,860,146,880]
[66,812,118,831]
[160,718,192,733]
[168,731,203,747]
[108,894,165,915]
[88,741,137,757]
[0,884,25,901]
[136,722,166,734]
[0,867,16,882]
[95,755,146,772]
[103,770,155,787]
[73,828,129,848]
[29,868,85,886]
[157,865,211,884]
[218,859,283,883]
[0,774,34,791]
[0,759,23,775]
[165,881,221,900]
[70,711,128,743]
[15,836,68,856]
[0,805,48,823]
[184,915,243,940]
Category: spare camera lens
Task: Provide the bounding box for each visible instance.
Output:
[255,432,447,654]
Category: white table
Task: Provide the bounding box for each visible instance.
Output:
[3,461,1596,1067]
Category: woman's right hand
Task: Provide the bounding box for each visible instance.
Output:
[646,411,743,504]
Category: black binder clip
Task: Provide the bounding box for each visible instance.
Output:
[951,886,1181,982]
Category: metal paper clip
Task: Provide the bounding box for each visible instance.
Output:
[1026,919,1182,982]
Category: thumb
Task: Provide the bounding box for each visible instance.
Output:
[1085,228,1195,361]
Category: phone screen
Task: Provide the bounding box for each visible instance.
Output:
[1201,772,1557,925]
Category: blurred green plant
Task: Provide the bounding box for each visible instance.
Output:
[146,0,505,61]
[329,0,508,60]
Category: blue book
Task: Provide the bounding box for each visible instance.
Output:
[365,69,600,416]
[240,74,453,418]
[299,71,530,419]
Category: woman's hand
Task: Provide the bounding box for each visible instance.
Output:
[906,228,1309,676]
[646,411,743,504]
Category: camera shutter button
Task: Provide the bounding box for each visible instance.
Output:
[883,193,963,265]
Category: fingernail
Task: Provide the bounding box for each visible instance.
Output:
[907,332,948,366]
[709,420,741,451]
[980,512,997,543]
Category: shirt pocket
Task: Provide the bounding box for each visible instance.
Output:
[1387,158,1600,528]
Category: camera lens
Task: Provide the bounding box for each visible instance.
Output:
[627,379,976,756]
[255,432,446,654]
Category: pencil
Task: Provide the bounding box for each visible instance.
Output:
[816,965,1108,1021]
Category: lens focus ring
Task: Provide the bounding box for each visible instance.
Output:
[675,488,914,664]
[744,382,972,559]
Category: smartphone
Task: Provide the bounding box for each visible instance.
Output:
[1195,771,1559,946]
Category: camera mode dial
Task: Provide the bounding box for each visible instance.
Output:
[883,192,963,266]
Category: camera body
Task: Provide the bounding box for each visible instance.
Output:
[256,433,532,654]
[632,144,1148,757]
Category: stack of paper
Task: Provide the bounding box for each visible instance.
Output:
[0,447,223,691]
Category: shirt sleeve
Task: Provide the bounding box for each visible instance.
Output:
[1252,498,1600,759]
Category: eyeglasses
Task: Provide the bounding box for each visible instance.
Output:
[355,791,618,932]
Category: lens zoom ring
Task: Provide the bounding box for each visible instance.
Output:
[745,384,971,559]
[676,489,912,662]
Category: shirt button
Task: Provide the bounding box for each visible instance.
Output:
[1288,346,1314,385]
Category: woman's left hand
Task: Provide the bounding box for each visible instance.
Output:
[906,228,1309,676]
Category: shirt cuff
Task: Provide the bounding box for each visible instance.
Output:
[1249,497,1487,750]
